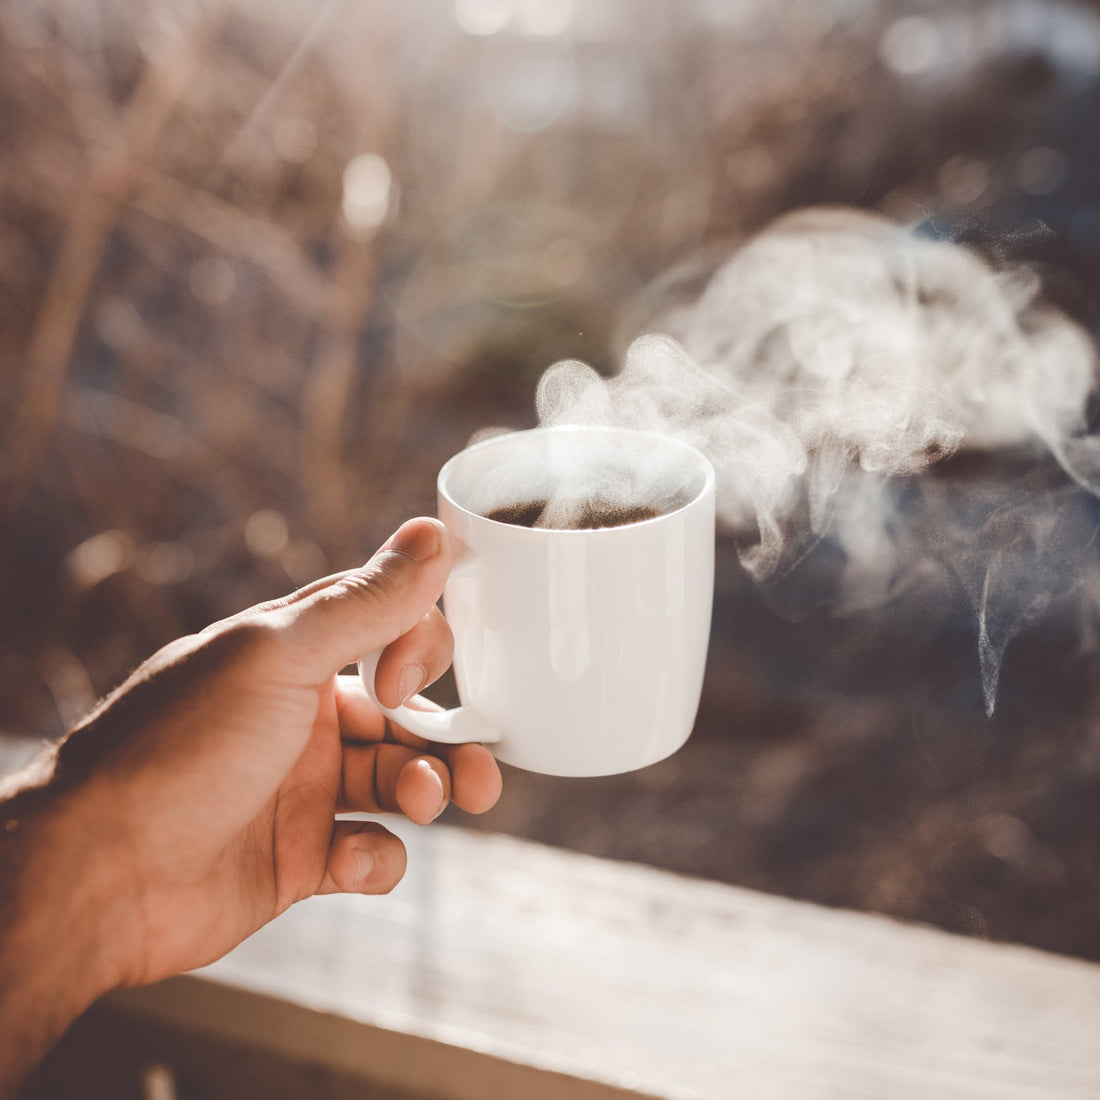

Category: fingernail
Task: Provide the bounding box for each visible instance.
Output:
[354,848,374,885]
[388,520,441,562]
[397,663,427,704]
[418,758,448,822]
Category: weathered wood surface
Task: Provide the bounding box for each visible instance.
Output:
[112,818,1100,1100]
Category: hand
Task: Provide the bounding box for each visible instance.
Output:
[0,517,502,1093]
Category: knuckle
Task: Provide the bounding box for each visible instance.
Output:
[340,556,415,611]
[203,617,282,668]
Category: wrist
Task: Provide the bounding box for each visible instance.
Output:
[0,754,134,1091]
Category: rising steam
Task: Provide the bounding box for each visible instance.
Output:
[536,207,1100,714]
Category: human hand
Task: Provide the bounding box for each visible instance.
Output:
[0,518,501,1090]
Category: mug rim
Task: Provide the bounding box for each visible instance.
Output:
[437,424,716,533]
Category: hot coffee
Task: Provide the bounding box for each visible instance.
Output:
[486,499,662,530]
[359,424,716,776]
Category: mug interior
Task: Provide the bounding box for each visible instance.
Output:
[439,426,713,528]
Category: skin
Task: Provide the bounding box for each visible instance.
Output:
[0,517,502,1096]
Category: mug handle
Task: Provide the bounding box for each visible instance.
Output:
[357,650,501,745]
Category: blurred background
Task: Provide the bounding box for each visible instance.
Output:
[3,0,1100,975]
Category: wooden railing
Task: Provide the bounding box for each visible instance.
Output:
[92,817,1100,1100]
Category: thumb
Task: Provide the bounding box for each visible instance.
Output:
[272,518,452,683]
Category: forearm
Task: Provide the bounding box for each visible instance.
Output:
[0,755,124,1097]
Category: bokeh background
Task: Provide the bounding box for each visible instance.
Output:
[3,0,1100,962]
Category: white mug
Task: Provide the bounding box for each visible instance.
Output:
[359,425,715,776]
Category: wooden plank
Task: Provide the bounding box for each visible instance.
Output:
[113,979,647,1100]
[112,820,1100,1100]
[24,999,429,1100]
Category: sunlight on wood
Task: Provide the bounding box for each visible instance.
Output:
[115,823,1100,1100]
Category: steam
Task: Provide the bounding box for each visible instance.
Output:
[536,207,1100,714]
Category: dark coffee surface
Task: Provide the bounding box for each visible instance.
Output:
[485,499,661,529]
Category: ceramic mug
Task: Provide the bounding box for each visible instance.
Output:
[359,425,715,776]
